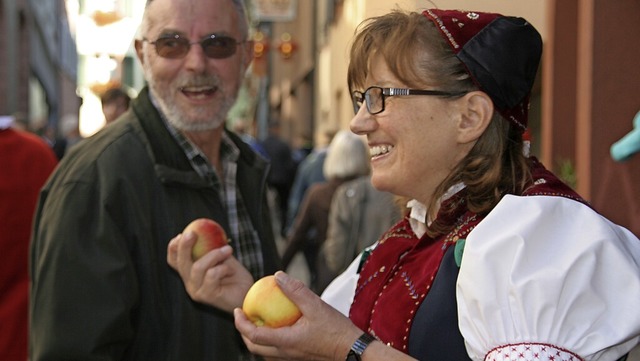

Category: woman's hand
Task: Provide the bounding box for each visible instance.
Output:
[167,231,253,313]
[234,271,362,361]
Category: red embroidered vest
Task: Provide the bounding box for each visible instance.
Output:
[349,158,586,353]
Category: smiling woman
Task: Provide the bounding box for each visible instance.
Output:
[153,5,640,361]
[228,8,640,361]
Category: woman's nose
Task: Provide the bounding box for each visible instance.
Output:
[350,104,376,135]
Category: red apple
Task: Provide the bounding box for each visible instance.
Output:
[182,218,229,261]
[242,275,302,328]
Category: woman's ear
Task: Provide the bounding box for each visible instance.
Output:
[456,91,494,144]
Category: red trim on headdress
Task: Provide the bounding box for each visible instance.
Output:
[423,9,501,53]
[422,9,542,132]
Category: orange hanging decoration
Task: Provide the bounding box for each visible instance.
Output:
[253,31,270,60]
[252,31,269,76]
[277,32,297,60]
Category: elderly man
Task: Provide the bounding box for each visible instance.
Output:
[29,0,280,360]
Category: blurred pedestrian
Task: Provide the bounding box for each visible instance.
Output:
[101,87,131,126]
[261,120,297,236]
[291,133,313,164]
[285,130,335,232]
[281,130,370,294]
[321,175,401,280]
[231,119,268,157]
[0,115,57,361]
[39,123,66,160]
[59,114,83,155]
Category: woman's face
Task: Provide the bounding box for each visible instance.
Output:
[350,54,468,205]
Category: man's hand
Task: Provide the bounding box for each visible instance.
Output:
[167,231,253,312]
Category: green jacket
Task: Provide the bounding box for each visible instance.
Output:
[30,87,280,360]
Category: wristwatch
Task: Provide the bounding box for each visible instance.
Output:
[345,332,376,360]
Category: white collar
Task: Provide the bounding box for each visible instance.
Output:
[406,182,466,238]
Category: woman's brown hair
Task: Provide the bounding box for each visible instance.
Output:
[348,10,531,237]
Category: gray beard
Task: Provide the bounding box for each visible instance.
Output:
[152,89,231,132]
[142,54,235,132]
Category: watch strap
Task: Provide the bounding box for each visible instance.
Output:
[346,332,376,360]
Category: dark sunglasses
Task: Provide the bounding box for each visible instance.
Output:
[142,34,245,59]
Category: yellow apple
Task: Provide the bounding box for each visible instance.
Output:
[242,275,302,327]
[182,218,229,261]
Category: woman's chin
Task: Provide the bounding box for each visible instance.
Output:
[370,174,394,193]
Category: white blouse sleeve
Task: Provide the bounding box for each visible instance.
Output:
[457,195,640,361]
[321,244,377,316]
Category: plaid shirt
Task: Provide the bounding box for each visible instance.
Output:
[152,98,264,279]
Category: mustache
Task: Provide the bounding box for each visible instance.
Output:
[176,74,221,89]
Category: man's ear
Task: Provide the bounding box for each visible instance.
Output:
[456,91,494,144]
[242,40,254,70]
[134,39,145,66]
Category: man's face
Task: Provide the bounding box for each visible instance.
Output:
[135,0,252,132]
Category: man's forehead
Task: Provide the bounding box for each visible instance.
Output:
[145,0,240,36]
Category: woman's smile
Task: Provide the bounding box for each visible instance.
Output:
[370,144,394,158]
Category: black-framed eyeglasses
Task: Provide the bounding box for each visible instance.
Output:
[142,34,245,59]
[351,86,467,115]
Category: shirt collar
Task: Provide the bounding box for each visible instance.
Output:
[406,182,466,238]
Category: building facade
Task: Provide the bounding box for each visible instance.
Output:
[0,0,79,133]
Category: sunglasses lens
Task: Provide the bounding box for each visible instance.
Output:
[202,36,238,59]
[154,37,190,59]
[150,35,239,59]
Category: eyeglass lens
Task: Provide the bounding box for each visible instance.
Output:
[153,35,240,59]
[364,87,383,114]
[352,87,384,115]
[352,92,364,114]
